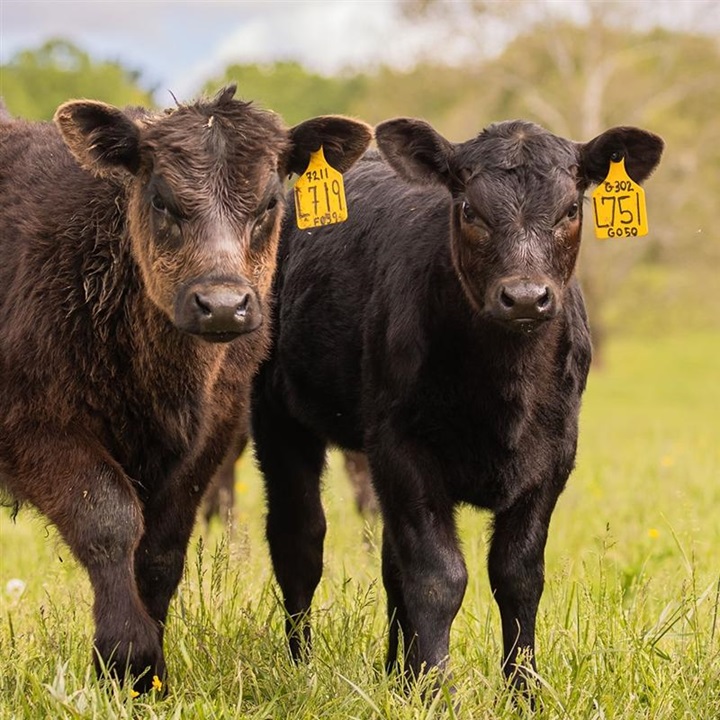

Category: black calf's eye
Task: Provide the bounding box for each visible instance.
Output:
[567,202,579,220]
[266,196,278,212]
[461,200,476,223]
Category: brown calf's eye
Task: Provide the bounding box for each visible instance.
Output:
[151,194,167,214]
[567,202,579,220]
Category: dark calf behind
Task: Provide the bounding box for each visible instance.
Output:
[252,118,662,689]
[0,86,371,691]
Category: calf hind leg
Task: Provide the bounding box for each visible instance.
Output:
[252,398,327,661]
[381,526,414,676]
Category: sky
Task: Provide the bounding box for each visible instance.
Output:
[0,0,485,101]
[2,0,718,103]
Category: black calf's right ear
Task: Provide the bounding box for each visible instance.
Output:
[375,118,457,188]
[580,126,664,186]
[285,116,373,176]
[54,101,141,178]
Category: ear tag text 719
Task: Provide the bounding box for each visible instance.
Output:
[592,157,648,239]
[294,146,348,229]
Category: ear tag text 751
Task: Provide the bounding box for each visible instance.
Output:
[592,157,648,239]
[294,146,348,229]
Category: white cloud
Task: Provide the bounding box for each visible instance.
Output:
[168,1,481,100]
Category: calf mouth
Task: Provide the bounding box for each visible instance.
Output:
[491,315,550,335]
[200,330,246,344]
[196,319,264,343]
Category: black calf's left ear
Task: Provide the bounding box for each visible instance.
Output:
[580,126,664,186]
[54,101,141,178]
[285,116,373,176]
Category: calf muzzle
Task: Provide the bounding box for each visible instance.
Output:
[487,277,558,329]
[174,280,261,341]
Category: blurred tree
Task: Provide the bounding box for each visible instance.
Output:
[1,39,154,120]
[397,0,720,352]
[202,61,367,125]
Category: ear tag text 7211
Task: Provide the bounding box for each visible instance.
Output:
[592,157,648,239]
[294,146,348,229]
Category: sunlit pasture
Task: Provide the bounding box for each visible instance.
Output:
[1,331,718,719]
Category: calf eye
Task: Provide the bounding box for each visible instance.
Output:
[461,200,476,223]
[151,194,167,214]
[266,196,278,212]
[566,202,579,220]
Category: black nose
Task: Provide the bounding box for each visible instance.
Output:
[495,280,556,322]
[175,283,261,340]
[194,290,250,324]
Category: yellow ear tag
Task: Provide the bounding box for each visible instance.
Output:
[592,158,648,239]
[294,146,348,229]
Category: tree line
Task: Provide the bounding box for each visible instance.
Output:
[2,17,718,350]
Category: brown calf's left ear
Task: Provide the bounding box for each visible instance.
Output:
[580,126,664,186]
[54,101,141,178]
[285,116,373,177]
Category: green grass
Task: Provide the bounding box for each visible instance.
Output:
[1,331,719,719]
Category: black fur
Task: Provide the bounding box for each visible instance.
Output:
[252,118,663,691]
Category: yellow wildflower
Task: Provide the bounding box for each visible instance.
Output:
[648,528,660,539]
[130,689,140,699]
[152,675,163,692]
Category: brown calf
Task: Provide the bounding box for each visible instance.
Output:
[0,86,371,692]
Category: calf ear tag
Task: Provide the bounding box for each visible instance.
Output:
[592,157,649,239]
[294,146,348,229]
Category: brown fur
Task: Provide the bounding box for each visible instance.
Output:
[0,85,371,693]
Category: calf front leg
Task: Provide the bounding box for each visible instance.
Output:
[488,488,558,690]
[133,485,204,648]
[10,433,163,692]
[134,435,245,649]
[371,440,468,681]
[252,394,327,661]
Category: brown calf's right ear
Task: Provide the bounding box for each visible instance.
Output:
[580,126,664,186]
[54,101,141,178]
[285,116,373,176]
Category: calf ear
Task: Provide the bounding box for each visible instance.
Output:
[54,101,141,178]
[580,126,664,186]
[285,116,373,176]
[375,118,457,188]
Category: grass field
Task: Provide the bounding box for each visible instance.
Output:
[1,331,718,719]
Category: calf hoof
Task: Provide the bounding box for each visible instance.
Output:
[505,667,539,711]
[94,623,166,695]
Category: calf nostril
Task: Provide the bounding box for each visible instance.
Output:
[537,288,551,309]
[499,288,515,309]
[194,292,212,316]
[234,292,251,318]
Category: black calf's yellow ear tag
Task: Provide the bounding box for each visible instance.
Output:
[294,146,348,229]
[592,158,649,239]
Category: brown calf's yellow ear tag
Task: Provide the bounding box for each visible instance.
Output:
[294,146,348,229]
[592,158,649,239]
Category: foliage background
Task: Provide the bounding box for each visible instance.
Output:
[2,6,718,349]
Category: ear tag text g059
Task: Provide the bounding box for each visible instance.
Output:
[592,157,648,239]
[294,146,348,229]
